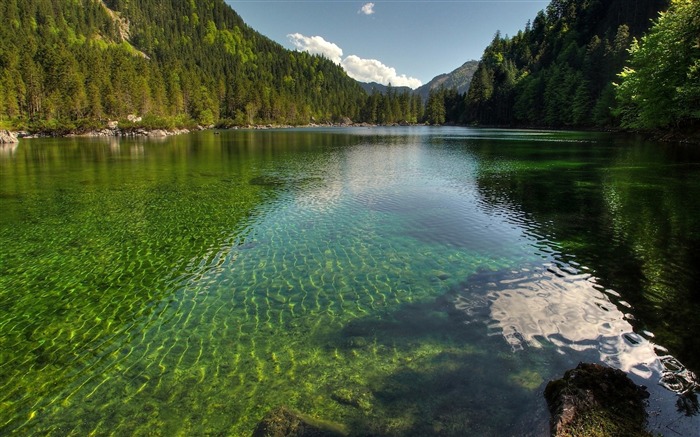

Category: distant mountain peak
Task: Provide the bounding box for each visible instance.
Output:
[357,60,479,99]
[415,60,479,100]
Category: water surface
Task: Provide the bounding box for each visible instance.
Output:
[0,127,698,435]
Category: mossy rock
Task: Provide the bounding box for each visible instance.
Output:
[345,336,368,349]
[331,385,374,411]
[252,406,346,437]
[544,362,652,437]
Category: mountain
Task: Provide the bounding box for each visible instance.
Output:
[465,0,670,128]
[0,0,367,127]
[356,61,478,102]
[414,60,479,101]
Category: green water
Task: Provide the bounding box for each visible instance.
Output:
[0,127,698,436]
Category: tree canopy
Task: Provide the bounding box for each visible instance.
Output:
[615,0,700,130]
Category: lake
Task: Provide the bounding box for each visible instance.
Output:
[1,127,698,436]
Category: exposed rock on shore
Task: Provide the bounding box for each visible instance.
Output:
[67,126,191,138]
[544,362,652,437]
[0,130,19,144]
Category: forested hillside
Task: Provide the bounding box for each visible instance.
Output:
[465,0,669,128]
[3,0,691,133]
[0,0,370,128]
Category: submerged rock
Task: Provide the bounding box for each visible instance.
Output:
[433,270,451,281]
[345,336,368,349]
[331,384,374,411]
[0,130,18,144]
[252,406,346,437]
[544,362,651,437]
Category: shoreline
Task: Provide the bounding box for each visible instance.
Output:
[3,122,698,145]
[1,121,412,141]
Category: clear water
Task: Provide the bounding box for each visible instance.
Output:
[0,127,698,436]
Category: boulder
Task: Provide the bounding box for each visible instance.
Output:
[331,385,373,411]
[252,406,346,437]
[544,362,652,437]
[0,130,19,144]
[147,129,168,137]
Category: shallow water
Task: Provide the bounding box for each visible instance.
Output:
[0,127,698,435]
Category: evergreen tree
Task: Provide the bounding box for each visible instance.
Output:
[425,89,446,125]
[463,0,669,128]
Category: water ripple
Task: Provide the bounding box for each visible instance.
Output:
[448,263,698,391]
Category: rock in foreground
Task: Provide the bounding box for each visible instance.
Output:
[544,362,651,437]
[253,406,346,437]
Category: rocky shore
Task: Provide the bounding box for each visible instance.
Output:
[2,115,205,141]
[64,126,193,138]
[0,130,19,144]
[0,120,407,142]
[20,123,196,139]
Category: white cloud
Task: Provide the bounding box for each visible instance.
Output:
[287,33,423,89]
[287,33,343,64]
[359,3,375,15]
[342,55,423,89]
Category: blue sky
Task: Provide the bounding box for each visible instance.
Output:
[225,0,549,88]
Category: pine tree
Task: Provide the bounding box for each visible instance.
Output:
[463,0,669,128]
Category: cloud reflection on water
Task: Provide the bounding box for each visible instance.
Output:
[451,261,698,396]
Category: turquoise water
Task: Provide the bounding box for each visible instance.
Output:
[0,127,698,435]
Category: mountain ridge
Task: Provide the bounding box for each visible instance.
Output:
[357,60,479,100]
[414,60,479,100]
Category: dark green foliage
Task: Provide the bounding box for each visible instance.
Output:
[0,0,370,127]
[359,87,423,125]
[615,0,700,130]
[424,88,464,125]
[424,89,446,125]
[465,0,669,128]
